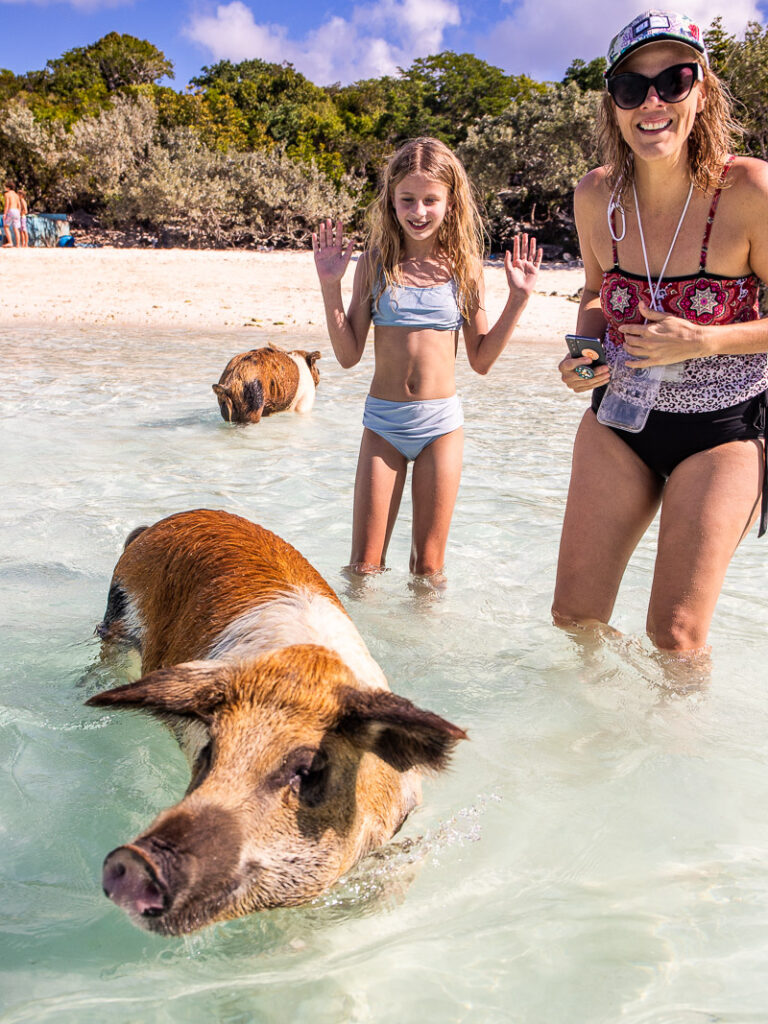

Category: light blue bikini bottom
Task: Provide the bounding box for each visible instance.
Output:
[362,394,464,461]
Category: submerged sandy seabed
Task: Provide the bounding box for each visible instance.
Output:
[0,248,583,348]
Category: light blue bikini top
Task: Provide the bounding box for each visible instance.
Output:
[371,277,463,331]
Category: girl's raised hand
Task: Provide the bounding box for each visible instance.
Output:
[312,218,354,286]
[505,233,543,298]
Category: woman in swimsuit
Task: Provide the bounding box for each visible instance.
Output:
[554,10,768,651]
[314,137,541,581]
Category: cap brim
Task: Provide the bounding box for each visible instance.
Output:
[606,36,706,76]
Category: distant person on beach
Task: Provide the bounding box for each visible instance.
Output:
[18,188,28,248]
[313,136,541,582]
[3,182,21,247]
[553,10,768,651]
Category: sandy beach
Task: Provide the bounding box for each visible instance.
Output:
[0,248,583,344]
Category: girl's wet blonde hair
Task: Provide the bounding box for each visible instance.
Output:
[598,55,744,202]
[366,137,485,319]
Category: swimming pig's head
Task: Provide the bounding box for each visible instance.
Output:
[87,645,466,934]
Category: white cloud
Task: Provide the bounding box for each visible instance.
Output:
[480,0,764,80]
[185,0,461,84]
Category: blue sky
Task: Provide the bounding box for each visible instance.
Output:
[1,0,766,88]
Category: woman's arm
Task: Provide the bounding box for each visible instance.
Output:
[622,302,768,363]
[560,173,612,393]
[464,234,542,375]
[313,219,372,369]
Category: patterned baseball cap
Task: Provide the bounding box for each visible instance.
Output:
[606,10,708,75]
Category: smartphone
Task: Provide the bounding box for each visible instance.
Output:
[565,334,607,365]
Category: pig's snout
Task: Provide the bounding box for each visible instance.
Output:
[100,806,245,933]
[102,845,168,919]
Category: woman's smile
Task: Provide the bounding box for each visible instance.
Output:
[637,116,673,133]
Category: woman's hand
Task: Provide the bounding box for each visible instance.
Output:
[559,353,611,393]
[505,233,543,298]
[312,218,354,286]
[621,302,710,366]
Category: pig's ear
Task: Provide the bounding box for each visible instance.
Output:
[336,688,467,773]
[86,661,228,719]
[213,384,234,422]
[306,351,321,383]
[242,379,265,417]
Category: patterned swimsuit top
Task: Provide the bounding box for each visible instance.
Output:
[600,156,767,413]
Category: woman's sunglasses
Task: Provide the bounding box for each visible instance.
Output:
[606,62,703,110]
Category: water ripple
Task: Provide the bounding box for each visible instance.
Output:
[3,325,768,1022]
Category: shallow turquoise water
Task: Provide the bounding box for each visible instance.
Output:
[2,324,768,1023]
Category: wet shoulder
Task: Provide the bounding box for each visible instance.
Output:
[574,167,611,207]
[719,157,768,233]
[727,154,768,186]
[573,168,611,249]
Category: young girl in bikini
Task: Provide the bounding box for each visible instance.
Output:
[313,136,541,581]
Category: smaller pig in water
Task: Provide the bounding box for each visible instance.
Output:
[88,510,466,935]
[213,346,321,423]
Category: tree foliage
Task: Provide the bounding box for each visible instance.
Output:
[47,32,174,93]
[15,33,174,123]
[705,18,768,159]
[562,57,607,91]
[189,58,346,178]
[3,21,768,249]
[54,93,157,209]
[0,98,66,202]
[401,53,544,142]
[328,54,544,191]
[154,86,250,153]
[460,83,600,242]
[107,127,362,247]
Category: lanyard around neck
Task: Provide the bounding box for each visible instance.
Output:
[632,180,694,313]
[608,178,626,242]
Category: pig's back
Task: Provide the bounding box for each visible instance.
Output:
[222,348,299,413]
[108,509,345,670]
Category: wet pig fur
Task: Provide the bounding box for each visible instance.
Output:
[88,510,466,935]
[213,346,321,423]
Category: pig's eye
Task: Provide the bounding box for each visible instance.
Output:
[187,741,213,794]
[281,748,329,806]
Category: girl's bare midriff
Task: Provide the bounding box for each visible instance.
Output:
[369,327,460,401]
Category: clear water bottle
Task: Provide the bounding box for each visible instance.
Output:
[596,345,663,433]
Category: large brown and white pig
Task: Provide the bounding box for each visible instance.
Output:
[87,510,466,936]
[212,346,321,423]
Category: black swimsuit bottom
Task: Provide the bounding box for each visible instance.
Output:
[591,387,768,535]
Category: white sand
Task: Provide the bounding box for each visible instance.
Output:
[0,248,583,345]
